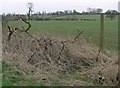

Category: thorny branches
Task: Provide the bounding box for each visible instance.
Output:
[7,9,32,41]
[58,31,84,60]
[7,16,32,41]
[19,16,32,37]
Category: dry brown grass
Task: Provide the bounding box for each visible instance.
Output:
[2,28,118,86]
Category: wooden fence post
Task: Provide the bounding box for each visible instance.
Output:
[100,13,104,51]
[118,12,120,86]
[118,1,120,85]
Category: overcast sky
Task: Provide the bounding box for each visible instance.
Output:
[0,0,120,14]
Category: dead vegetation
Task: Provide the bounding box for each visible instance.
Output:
[2,11,118,86]
[2,25,118,86]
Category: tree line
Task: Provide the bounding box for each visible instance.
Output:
[2,6,118,21]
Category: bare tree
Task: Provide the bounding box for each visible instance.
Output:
[96,8,103,13]
[105,10,118,21]
[27,2,34,21]
[87,7,103,14]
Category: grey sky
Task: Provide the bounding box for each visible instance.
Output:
[0,0,120,14]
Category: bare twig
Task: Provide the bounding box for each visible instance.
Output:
[13,16,33,38]
[26,31,33,38]
[61,41,65,51]
[58,41,66,60]
[96,50,101,61]
[28,52,36,64]
[7,25,14,41]
[20,17,31,32]
[73,31,84,43]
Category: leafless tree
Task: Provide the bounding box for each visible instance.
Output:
[27,2,34,21]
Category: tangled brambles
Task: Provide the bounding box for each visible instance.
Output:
[2,28,118,86]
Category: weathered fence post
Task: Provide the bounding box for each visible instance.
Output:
[118,13,120,87]
[0,15,2,88]
[118,1,120,86]
[2,15,8,33]
[99,13,104,51]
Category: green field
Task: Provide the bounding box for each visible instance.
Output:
[2,61,46,86]
[10,15,118,53]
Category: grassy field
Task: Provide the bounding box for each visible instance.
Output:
[2,60,100,86]
[2,61,46,86]
[10,15,118,53]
